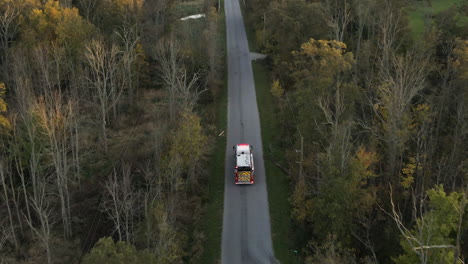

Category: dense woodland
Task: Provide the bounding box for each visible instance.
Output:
[0,0,223,263]
[244,0,468,263]
[1,0,468,263]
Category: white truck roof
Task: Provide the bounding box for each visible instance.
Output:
[236,144,252,167]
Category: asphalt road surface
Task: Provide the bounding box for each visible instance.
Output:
[221,0,277,263]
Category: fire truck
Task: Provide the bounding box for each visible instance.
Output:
[233,144,254,184]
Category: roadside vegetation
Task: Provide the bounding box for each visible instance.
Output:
[252,61,300,263]
[198,0,227,263]
[241,4,300,262]
[244,0,468,263]
[0,0,224,263]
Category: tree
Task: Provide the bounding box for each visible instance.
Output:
[58,0,72,8]
[285,39,361,243]
[10,50,54,217]
[453,39,468,80]
[290,39,355,145]
[204,7,219,77]
[389,185,466,264]
[0,0,25,78]
[115,23,141,106]
[0,219,13,262]
[271,79,284,99]
[0,160,19,254]
[82,237,156,264]
[35,93,75,238]
[0,83,10,132]
[76,0,99,22]
[150,201,184,264]
[305,235,358,264]
[175,70,206,112]
[167,109,207,188]
[103,164,140,242]
[322,0,351,42]
[154,39,183,122]
[92,0,143,35]
[154,39,206,121]
[24,1,94,58]
[143,0,170,39]
[261,0,329,61]
[374,0,408,70]
[24,179,54,264]
[138,161,161,249]
[353,0,375,62]
[373,50,430,181]
[85,39,124,151]
[310,147,378,244]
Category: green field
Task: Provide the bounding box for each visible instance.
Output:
[408,0,466,38]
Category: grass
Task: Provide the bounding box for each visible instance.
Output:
[200,1,297,263]
[198,2,227,264]
[407,0,466,38]
[240,1,299,262]
[252,61,300,264]
[239,2,259,52]
[171,0,204,18]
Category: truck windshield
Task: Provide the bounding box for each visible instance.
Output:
[237,166,251,171]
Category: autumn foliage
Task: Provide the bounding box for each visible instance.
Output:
[245,0,468,262]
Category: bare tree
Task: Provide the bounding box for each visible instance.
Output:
[175,69,206,112]
[35,43,67,95]
[58,0,72,8]
[115,24,141,106]
[372,51,430,180]
[354,0,374,61]
[323,0,351,42]
[12,126,33,236]
[85,40,124,151]
[103,164,140,242]
[446,98,467,190]
[153,200,182,264]
[24,179,54,264]
[35,93,74,238]
[76,0,99,22]
[317,80,353,175]
[0,220,13,262]
[385,186,463,264]
[141,161,161,248]
[141,0,169,47]
[63,57,86,187]
[351,211,379,263]
[165,158,182,223]
[12,49,48,210]
[0,161,19,254]
[0,0,24,78]
[376,1,404,72]
[154,39,183,122]
[154,39,208,120]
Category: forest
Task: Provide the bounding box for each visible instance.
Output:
[0,0,224,263]
[243,0,468,263]
[1,0,468,263]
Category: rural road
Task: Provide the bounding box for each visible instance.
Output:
[221,0,277,263]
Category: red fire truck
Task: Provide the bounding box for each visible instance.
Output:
[233,144,254,184]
